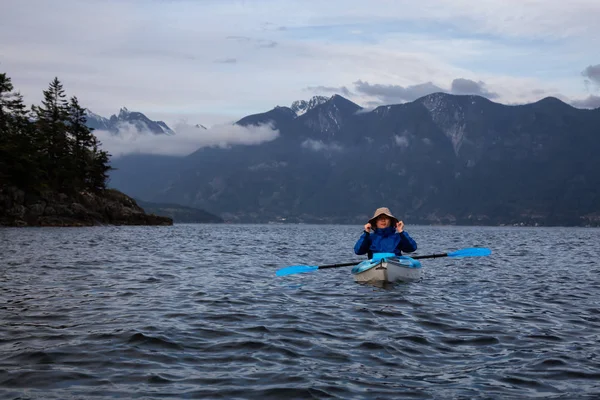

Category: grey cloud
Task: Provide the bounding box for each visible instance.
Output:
[354,78,499,105]
[359,81,442,100]
[258,40,278,48]
[571,95,600,109]
[100,48,198,61]
[226,36,252,42]
[307,85,352,97]
[450,78,499,98]
[259,22,285,31]
[582,64,600,85]
[227,36,278,49]
[353,80,444,103]
[215,58,237,64]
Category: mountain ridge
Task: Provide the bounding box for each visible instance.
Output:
[86,107,176,135]
[106,92,600,226]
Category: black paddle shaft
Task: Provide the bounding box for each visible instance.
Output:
[318,252,448,270]
[412,253,448,260]
[319,262,360,270]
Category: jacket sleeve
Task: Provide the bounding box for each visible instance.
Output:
[354,232,371,255]
[396,231,417,253]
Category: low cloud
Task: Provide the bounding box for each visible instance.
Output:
[97,122,279,157]
[301,139,343,152]
[394,135,409,147]
[571,95,600,109]
[354,80,444,103]
[362,101,383,110]
[355,106,376,114]
[450,78,499,98]
[582,64,600,86]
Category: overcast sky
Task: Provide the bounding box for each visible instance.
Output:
[2,0,599,130]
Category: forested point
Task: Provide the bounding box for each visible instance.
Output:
[0,72,172,227]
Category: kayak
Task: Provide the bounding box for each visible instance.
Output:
[275,248,490,281]
[351,255,422,283]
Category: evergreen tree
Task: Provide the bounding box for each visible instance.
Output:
[0,72,14,184]
[2,72,113,194]
[0,73,39,188]
[32,77,73,191]
[0,72,28,130]
[88,136,113,191]
[67,96,95,190]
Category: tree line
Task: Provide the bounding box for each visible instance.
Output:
[0,72,111,194]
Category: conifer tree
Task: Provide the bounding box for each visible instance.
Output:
[0,72,28,130]
[67,96,95,190]
[32,77,72,191]
[0,72,38,188]
[2,72,114,194]
[88,136,112,191]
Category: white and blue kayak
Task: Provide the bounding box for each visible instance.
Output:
[351,254,422,283]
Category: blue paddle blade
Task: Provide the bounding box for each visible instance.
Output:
[447,247,491,258]
[276,265,319,276]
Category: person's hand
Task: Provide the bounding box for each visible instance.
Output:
[396,220,404,233]
[364,223,372,232]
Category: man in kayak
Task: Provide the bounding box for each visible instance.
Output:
[354,207,417,259]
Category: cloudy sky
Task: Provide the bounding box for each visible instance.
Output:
[2,0,599,130]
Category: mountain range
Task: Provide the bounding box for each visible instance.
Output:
[104,93,600,226]
[86,107,175,135]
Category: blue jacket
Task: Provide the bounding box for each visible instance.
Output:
[354,226,417,258]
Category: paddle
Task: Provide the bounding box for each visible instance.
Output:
[275,247,491,277]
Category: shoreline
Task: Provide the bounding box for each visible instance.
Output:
[0,187,172,227]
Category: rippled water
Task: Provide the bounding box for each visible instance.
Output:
[1,224,600,399]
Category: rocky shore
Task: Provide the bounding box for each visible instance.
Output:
[0,187,172,227]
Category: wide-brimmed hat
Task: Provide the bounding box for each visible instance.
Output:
[368,207,398,226]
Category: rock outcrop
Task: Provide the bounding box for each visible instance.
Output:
[0,187,172,227]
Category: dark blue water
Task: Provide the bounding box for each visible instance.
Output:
[1,224,599,399]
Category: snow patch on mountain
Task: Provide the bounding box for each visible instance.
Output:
[291,96,328,116]
[248,161,288,171]
[420,93,467,155]
[301,101,344,135]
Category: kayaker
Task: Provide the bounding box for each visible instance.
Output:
[354,207,417,259]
